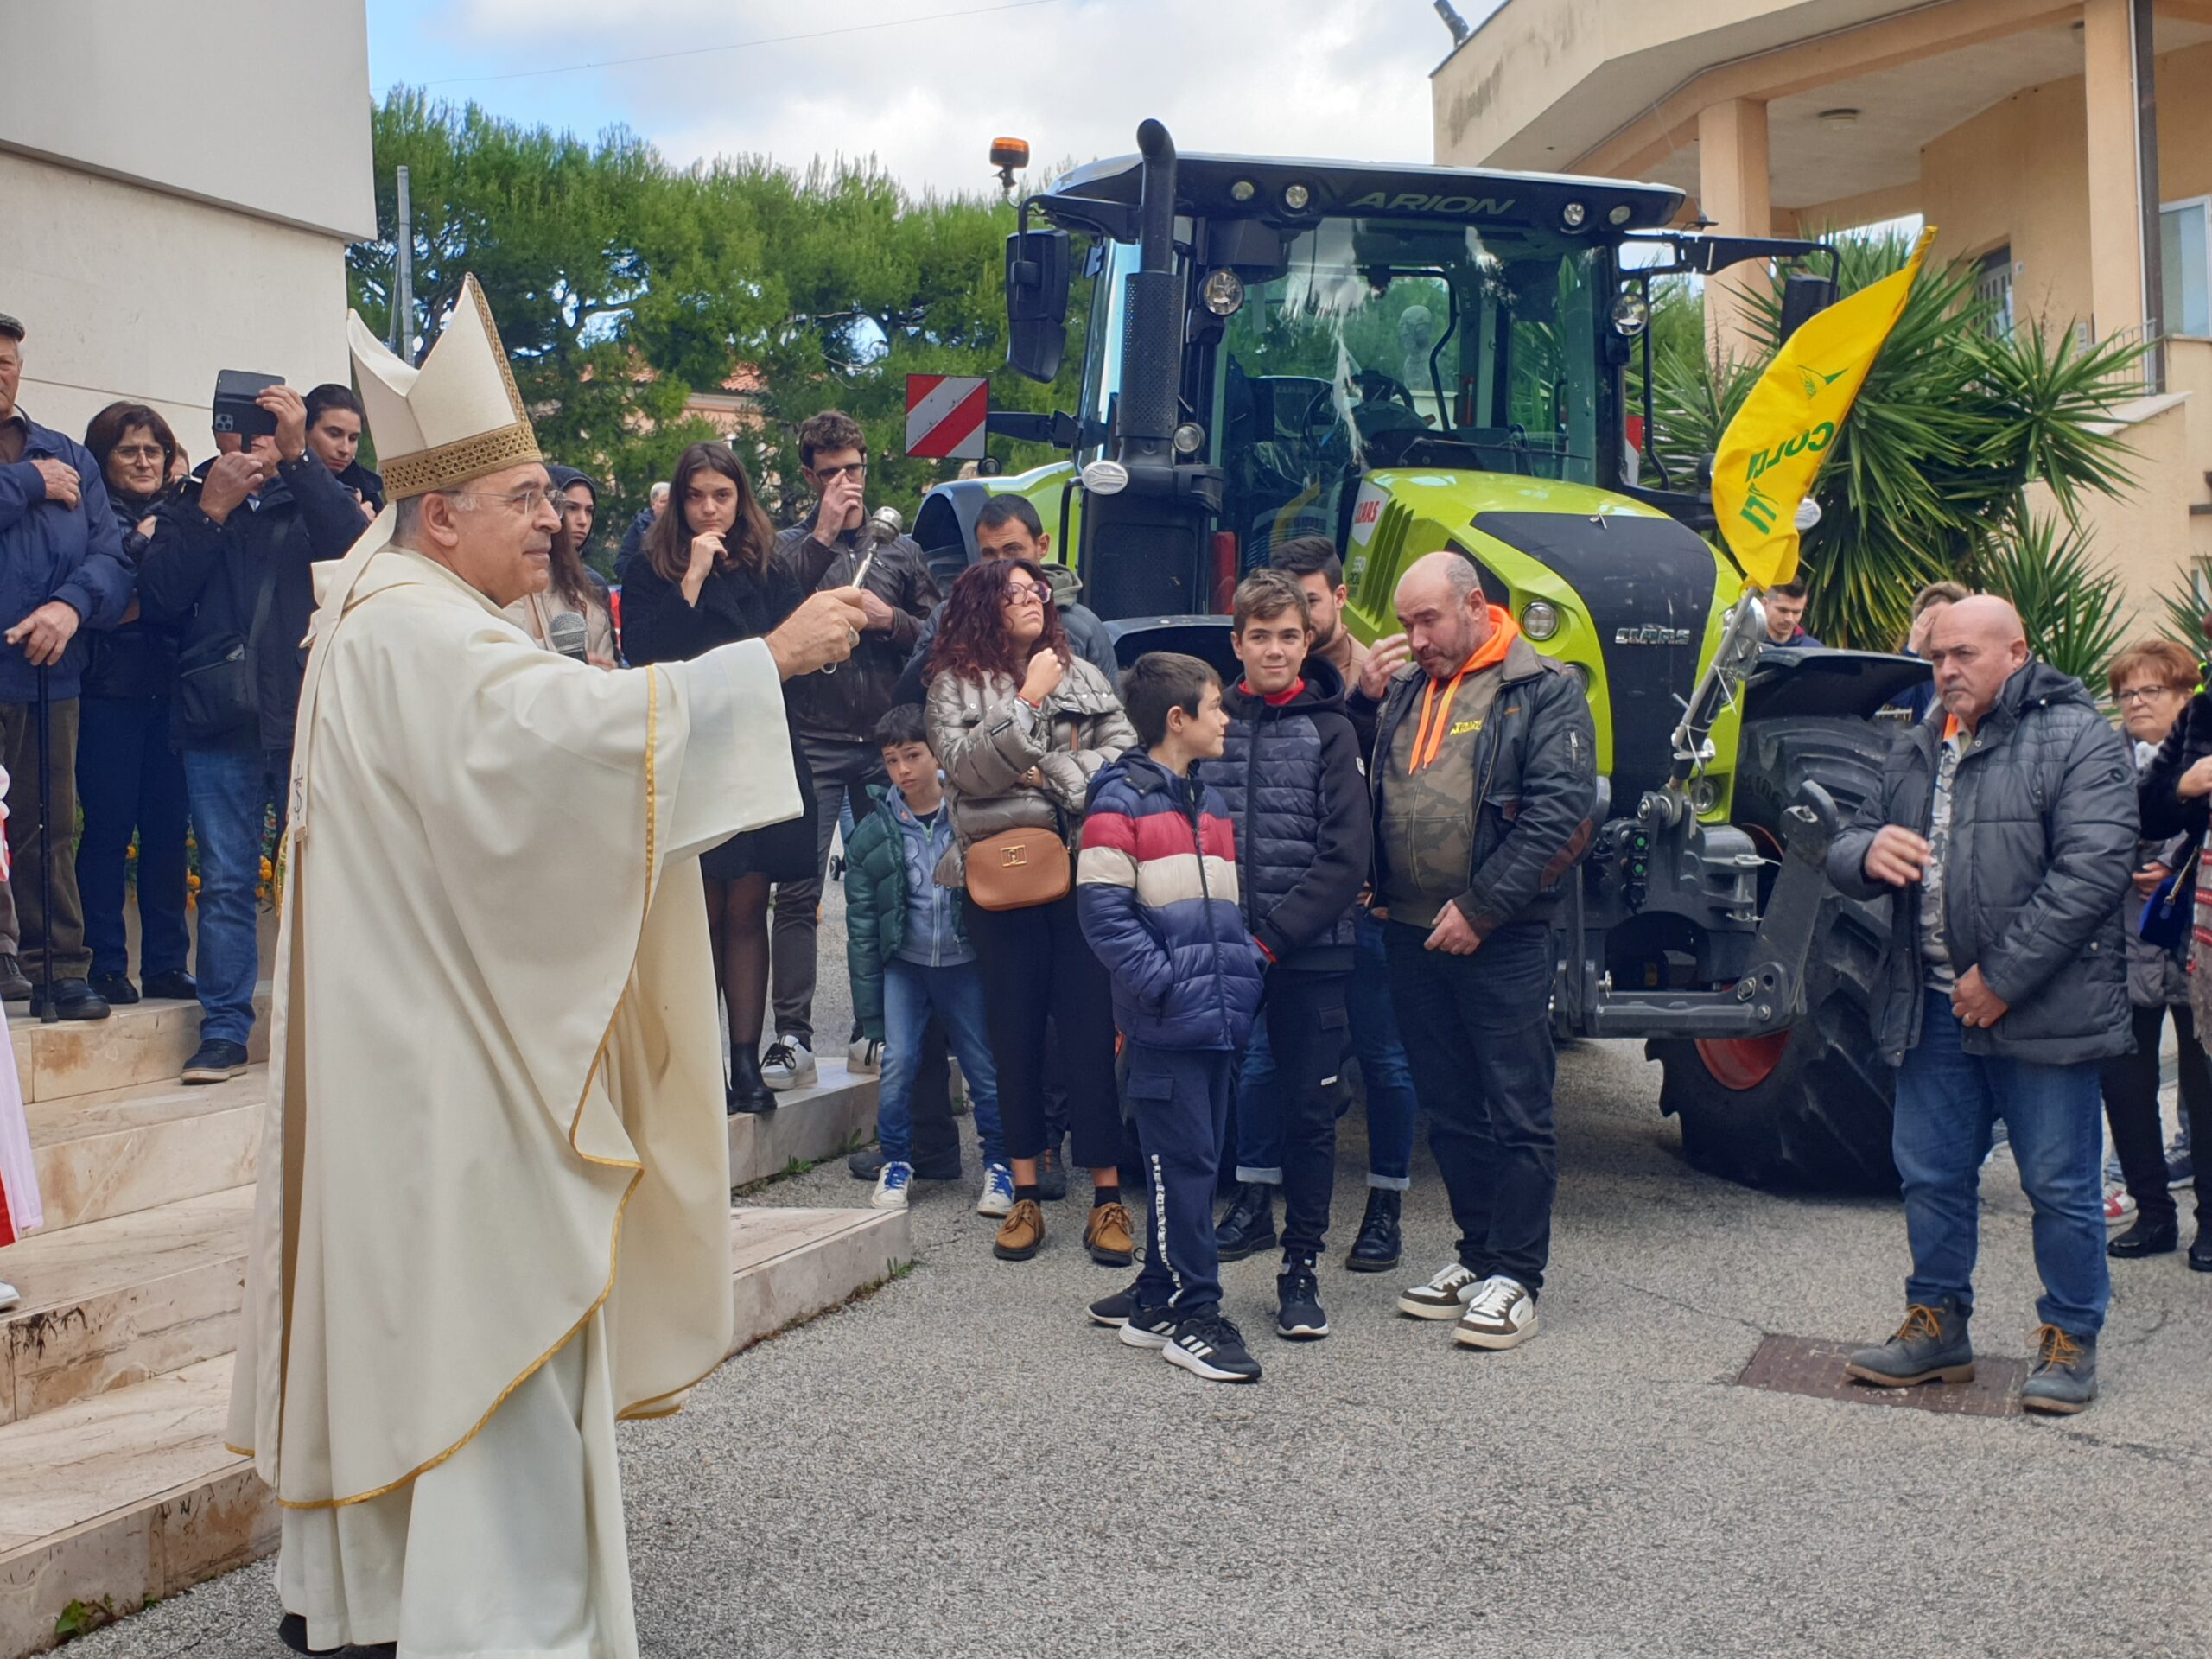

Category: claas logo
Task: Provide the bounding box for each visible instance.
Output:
[1352,498,1382,527]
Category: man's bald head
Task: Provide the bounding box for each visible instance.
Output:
[1394,551,1491,679]
[1927,594,2030,728]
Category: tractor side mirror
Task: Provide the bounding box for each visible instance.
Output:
[1778,272,1839,340]
[1005,228,1071,383]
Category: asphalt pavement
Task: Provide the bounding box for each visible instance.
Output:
[73,882,2212,1659]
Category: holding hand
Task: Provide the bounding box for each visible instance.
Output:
[6,601,82,667]
[1359,633,1411,701]
[198,451,269,524]
[258,385,308,463]
[1020,647,1064,706]
[31,458,81,509]
[766,587,869,680]
[856,588,896,632]
[2177,754,2212,801]
[2134,860,2171,899]
[1862,825,1932,887]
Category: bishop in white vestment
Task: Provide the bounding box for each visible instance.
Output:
[226,277,867,1657]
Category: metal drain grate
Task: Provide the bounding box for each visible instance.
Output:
[1734,1334,2030,1417]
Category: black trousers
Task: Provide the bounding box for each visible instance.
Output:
[965,889,1122,1168]
[1384,919,1559,1294]
[2100,1000,2209,1231]
[1128,1044,1235,1314]
[1259,968,1349,1257]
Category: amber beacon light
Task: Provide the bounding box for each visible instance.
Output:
[991,137,1031,194]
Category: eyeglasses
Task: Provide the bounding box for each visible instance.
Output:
[111,444,167,463]
[2116,685,2181,705]
[810,461,868,480]
[442,486,556,515]
[1001,582,1052,605]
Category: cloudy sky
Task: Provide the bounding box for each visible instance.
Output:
[365,0,1496,196]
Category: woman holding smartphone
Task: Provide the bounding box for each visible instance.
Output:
[620,441,816,1113]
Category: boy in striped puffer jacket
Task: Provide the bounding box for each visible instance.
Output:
[1077,652,1267,1383]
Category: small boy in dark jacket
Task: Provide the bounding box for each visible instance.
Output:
[1078,652,1267,1382]
[1207,571,1371,1341]
[845,705,1011,1219]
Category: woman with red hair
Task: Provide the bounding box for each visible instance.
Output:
[925,557,1136,1267]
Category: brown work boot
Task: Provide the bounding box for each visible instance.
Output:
[1085,1200,1135,1267]
[993,1198,1046,1261]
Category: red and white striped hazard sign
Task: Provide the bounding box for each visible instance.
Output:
[905,374,989,461]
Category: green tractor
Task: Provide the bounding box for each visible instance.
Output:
[916,121,1927,1191]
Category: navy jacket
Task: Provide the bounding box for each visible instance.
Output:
[0,415,136,701]
[137,454,365,751]
[1077,752,1265,1052]
[1205,656,1370,971]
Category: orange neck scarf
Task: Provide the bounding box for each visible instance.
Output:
[1408,606,1517,772]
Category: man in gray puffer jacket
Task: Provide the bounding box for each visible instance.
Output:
[1826,596,2135,1415]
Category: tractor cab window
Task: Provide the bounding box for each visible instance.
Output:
[1207,217,1601,565]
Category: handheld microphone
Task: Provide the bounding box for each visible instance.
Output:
[548,611,591,663]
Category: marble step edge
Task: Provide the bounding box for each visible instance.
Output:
[728,1059,880,1189]
[10,988,273,1106]
[0,1206,912,1659]
[0,1191,254,1427]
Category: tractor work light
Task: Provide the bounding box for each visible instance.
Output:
[1561,200,1588,231]
[1173,422,1207,456]
[1283,182,1312,211]
[1521,600,1560,640]
[1688,778,1720,817]
[1608,204,1634,226]
[1611,292,1650,337]
[1568,662,1594,694]
[1231,179,1257,202]
[1202,268,1246,316]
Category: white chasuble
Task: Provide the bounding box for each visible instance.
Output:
[227,547,798,1654]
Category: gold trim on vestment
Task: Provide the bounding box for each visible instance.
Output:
[380,421,543,499]
[276,664,669,1510]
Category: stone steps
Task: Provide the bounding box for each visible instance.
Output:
[9,989,269,1105]
[728,1056,880,1187]
[0,1207,909,1657]
[26,1071,262,1233]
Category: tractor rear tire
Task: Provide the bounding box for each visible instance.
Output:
[1651,715,1905,1192]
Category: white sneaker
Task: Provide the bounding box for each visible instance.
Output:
[976,1162,1015,1217]
[0,1280,19,1313]
[1453,1275,1540,1350]
[847,1037,883,1077]
[871,1160,912,1210]
[2104,1182,2137,1227]
[1396,1262,1483,1320]
[761,1036,817,1091]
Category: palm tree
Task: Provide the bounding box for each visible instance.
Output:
[1643,231,2145,662]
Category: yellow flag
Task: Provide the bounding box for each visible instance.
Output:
[1713,226,1936,588]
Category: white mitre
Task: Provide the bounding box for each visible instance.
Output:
[312,273,543,607]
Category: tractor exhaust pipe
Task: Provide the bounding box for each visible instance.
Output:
[1116,119,1181,463]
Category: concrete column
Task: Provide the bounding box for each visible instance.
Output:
[2082,0,2147,342]
[1699,99,1774,366]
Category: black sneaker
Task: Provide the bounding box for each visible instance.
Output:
[1163,1310,1262,1382]
[91,972,142,1006]
[181,1038,250,1084]
[1213,1182,1277,1262]
[1088,1281,1142,1328]
[1037,1138,1069,1201]
[1116,1300,1179,1350]
[849,1145,887,1180]
[141,969,198,1001]
[29,977,111,1020]
[1276,1259,1330,1340]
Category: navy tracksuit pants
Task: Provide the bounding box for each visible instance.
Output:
[1125,1043,1236,1315]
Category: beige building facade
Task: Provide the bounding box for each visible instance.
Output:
[0,2,376,453]
[1433,0,2212,619]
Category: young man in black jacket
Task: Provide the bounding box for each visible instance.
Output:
[137,383,365,1084]
[1371,551,1595,1351]
[1206,572,1371,1340]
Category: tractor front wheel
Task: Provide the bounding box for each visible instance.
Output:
[1650,715,1904,1192]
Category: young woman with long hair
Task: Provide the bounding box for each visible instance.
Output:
[620,441,817,1111]
[925,556,1138,1264]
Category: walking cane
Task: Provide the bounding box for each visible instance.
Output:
[35,664,55,1025]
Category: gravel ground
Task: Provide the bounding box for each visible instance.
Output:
[73,877,2212,1659]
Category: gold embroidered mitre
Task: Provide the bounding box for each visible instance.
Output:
[347,273,541,499]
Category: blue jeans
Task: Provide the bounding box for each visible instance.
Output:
[880,957,1004,1168]
[1895,988,2109,1336]
[181,747,284,1048]
[1235,909,1420,1190]
[76,696,191,981]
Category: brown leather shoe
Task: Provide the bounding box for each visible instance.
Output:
[1085,1201,1135,1267]
[993,1198,1046,1261]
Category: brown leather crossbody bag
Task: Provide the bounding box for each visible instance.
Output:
[964,820,1071,911]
